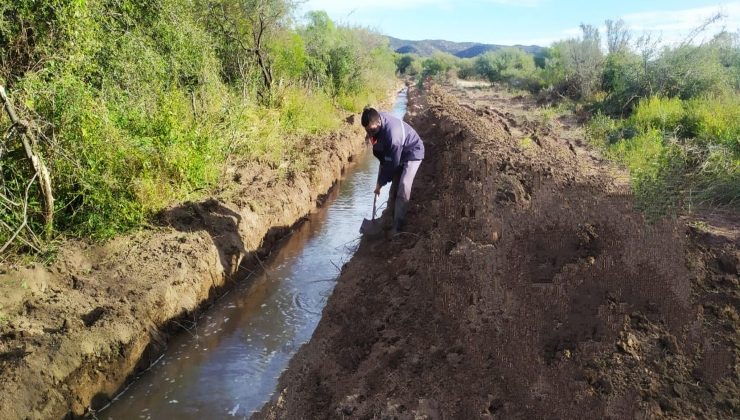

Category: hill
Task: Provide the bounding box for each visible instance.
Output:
[387,36,544,58]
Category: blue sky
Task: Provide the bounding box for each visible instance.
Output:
[299,1,740,47]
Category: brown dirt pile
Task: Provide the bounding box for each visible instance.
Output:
[0,117,369,418]
[257,84,739,419]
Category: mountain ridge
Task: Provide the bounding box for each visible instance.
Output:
[387,36,544,58]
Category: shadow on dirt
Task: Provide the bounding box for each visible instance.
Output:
[158,198,246,276]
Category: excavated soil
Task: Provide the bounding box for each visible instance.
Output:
[0,105,377,419]
[257,84,739,419]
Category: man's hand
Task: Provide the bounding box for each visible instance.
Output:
[374,183,381,196]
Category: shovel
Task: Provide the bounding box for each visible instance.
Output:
[360,194,383,236]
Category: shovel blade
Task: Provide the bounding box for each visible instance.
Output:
[360,218,383,236]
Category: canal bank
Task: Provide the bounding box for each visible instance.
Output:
[100,89,409,418]
[0,86,407,419]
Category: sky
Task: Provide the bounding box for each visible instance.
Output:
[298,0,740,47]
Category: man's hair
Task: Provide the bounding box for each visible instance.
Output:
[361,107,381,127]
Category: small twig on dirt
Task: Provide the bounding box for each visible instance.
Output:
[329,259,342,273]
[172,320,199,339]
[253,252,270,279]
[395,231,421,238]
[239,268,255,282]
[0,220,41,254]
[334,236,361,251]
[87,407,100,420]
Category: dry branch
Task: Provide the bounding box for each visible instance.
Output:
[0,85,54,237]
[0,173,37,254]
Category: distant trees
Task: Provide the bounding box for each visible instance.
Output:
[300,11,393,99]
[420,52,457,79]
[395,54,419,76]
[474,47,537,88]
[391,16,740,212]
[395,47,539,90]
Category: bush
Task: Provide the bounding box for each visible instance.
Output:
[395,54,421,76]
[631,96,685,133]
[279,87,339,135]
[0,1,397,249]
[693,146,739,206]
[419,52,456,80]
[600,51,647,115]
[455,58,477,80]
[603,94,740,211]
[547,25,604,99]
[650,44,731,100]
[683,94,740,153]
[586,112,622,147]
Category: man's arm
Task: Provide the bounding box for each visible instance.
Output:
[377,141,401,187]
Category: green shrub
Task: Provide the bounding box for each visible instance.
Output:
[600,51,647,115]
[0,1,397,250]
[279,87,339,135]
[630,142,690,217]
[396,54,421,76]
[586,112,621,147]
[608,129,666,175]
[651,44,731,100]
[421,52,457,80]
[693,145,740,206]
[683,94,740,153]
[606,96,739,211]
[631,96,685,133]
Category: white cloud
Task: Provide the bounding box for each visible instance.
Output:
[299,0,542,17]
[503,3,740,47]
[621,2,740,45]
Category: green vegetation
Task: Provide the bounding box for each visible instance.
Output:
[393,18,739,214]
[0,1,396,252]
[581,23,740,214]
[588,92,739,214]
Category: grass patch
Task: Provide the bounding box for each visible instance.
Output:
[519,136,535,150]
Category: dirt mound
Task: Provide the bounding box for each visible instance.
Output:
[257,84,738,419]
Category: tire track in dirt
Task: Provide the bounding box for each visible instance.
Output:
[257,84,738,419]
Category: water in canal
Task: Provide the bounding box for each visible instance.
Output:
[101,88,408,419]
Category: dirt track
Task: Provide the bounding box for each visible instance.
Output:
[257,84,739,419]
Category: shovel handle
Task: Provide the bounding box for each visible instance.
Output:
[372,193,377,220]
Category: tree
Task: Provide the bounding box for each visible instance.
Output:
[204,0,294,102]
[601,50,646,115]
[606,19,631,54]
[395,54,417,75]
[421,52,456,79]
[555,24,605,99]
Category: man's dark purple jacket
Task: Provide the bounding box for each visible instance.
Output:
[372,112,425,186]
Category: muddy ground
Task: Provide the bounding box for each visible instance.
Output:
[257,84,739,419]
[0,99,383,418]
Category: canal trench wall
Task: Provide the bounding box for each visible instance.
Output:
[0,88,402,419]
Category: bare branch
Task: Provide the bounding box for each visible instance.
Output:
[0,173,37,254]
[681,12,724,47]
[0,85,54,237]
[606,19,632,54]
